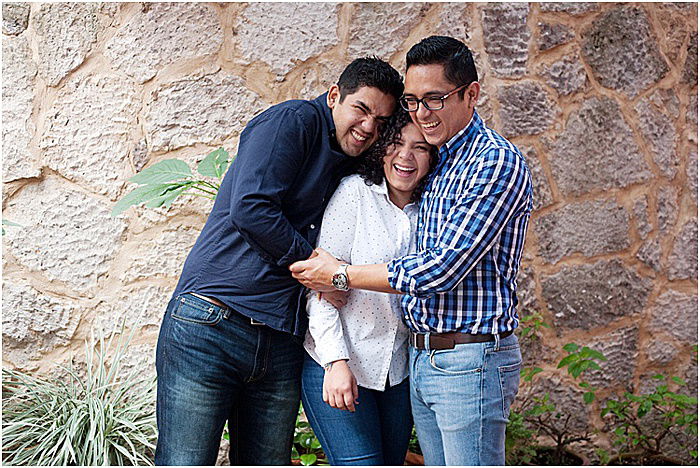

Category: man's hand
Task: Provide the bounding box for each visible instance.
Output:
[290,247,342,292]
[319,290,350,309]
[322,360,359,412]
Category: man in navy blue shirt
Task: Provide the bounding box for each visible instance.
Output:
[154,58,403,466]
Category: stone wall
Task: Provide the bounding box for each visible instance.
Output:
[2,1,697,458]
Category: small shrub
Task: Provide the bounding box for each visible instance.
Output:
[2,327,157,466]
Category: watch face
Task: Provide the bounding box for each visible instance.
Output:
[332,273,348,291]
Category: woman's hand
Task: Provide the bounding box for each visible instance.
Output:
[322,360,359,412]
[319,290,350,309]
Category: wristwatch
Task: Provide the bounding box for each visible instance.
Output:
[323,362,334,372]
[331,263,350,291]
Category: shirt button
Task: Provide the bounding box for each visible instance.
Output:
[310,224,316,230]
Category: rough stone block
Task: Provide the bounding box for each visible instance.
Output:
[482,3,530,77]
[435,3,472,42]
[549,97,651,197]
[645,338,679,366]
[656,7,690,63]
[296,60,347,100]
[539,2,599,15]
[687,151,697,203]
[542,260,653,331]
[582,6,669,98]
[633,195,652,239]
[120,226,200,283]
[682,32,698,85]
[538,22,574,51]
[3,178,126,293]
[688,94,698,125]
[498,80,557,136]
[657,185,680,236]
[587,326,639,388]
[236,3,340,77]
[92,285,171,338]
[539,53,587,96]
[523,375,590,432]
[31,2,103,86]
[650,290,698,344]
[2,282,81,368]
[635,97,679,179]
[521,146,553,211]
[2,3,30,35]
[516,262,537,315]
[534,199,630,263]
[636,239,661,272]
[2,34,39,182]
[145,70,265,152]
[105,3,223,84]
[39,75,139,199]
[349,3,429,61]
[667,220,698,280]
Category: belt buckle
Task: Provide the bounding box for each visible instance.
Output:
[250,317,265,326]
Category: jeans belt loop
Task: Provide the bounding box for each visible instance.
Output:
[424,332,431,351]
[494,331,501,352]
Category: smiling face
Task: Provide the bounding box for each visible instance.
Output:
[404,63,479,148]
[328,85,396,157]
[383,122,433,208]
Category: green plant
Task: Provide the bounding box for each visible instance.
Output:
[602,374,698,464]
[2,326,157,466]
[2,219,21,235]
[507,311,608,465]
[292,404,327,466]
[111,148,232,216]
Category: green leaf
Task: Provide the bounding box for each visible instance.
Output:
[671,376,685,385]
[557,354,578,368]
[2,219,21,227]
[111,183,179,216]
[583,391,595,404]
[300,453,317,466]
[197,148,230,179]
[129,159,192,184]
[652,374,665,380]
[563,343,580,353]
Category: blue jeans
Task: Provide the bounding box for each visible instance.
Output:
[300,354,413,465]
[410,333,521,466]
[155,293,304,465]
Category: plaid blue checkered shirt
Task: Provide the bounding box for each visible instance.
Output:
[387,111,532,334]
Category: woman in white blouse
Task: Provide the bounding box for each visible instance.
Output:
[300,109,437,465]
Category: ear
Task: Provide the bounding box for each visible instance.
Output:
[327,85,341,108]
[465,82,480,111]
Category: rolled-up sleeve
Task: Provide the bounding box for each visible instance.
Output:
[387,147,531,297]
[228,108,315,266]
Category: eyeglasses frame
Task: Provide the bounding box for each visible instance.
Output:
[400,83,470,112]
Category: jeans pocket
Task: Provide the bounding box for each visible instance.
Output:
[171,295,224,325]
[498,361,521,419]
[428,348,483,375]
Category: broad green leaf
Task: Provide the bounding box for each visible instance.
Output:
[111,183,185,216]
[2,219,21,227]
[300,453,317,466]
[557,354,578,368]
[129,159,192,184]
[562,343,579,353]
[583,391,595,404]
[197,148,230,179]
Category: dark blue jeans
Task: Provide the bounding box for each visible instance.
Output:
[155,293,304,465]
[300,354,412,465]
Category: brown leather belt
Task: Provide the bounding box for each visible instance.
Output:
[189,293,266,326]
[409,330,514,350]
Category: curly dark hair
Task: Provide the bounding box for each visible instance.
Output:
[357,108,438,203]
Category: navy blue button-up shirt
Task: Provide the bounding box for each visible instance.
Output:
[173,93,357,336]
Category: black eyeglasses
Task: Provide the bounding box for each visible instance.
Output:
[399,84,469,112]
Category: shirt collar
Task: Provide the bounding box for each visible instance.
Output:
[440,110,483,160]
[313,92,336,137]
[369,178,417,211]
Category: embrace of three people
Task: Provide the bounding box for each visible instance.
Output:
[154,36,533,466]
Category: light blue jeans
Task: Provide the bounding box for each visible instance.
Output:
[409,333,521,466]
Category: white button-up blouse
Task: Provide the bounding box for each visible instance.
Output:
[304,174,418,391]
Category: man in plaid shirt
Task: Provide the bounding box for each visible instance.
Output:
[291,36,532,465]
